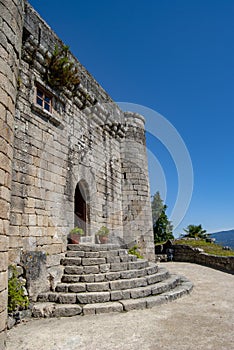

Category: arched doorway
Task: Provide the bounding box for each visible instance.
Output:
[74,180,89,234]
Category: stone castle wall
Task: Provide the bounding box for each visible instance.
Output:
[0,1,154,337]
[0,0,24,347]
[173,244,234,274]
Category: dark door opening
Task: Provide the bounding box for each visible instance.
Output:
[74,183,86,233]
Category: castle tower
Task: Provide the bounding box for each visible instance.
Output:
[121,112,154,260]
[0,0,24,346]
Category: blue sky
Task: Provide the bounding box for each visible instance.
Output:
[29,0,234,236]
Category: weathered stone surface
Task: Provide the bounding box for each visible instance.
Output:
[66,251,85,258]
[82,258,106,266]
[77,292,110,304]
[61,258,82,266]
[52,304,82,317]
[58,293,77,304]
[105,272,121,281]
[68,284,86,293]
[64,266,83,275]
[21,251,48,301]
[120,298,147,311]
[86,282,110,292]
[94,302,123,314]
[110,262,128,272]
[83,266,99,274]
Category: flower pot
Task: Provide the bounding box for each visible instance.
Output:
[99,236,108,244]
[69,234,81,244]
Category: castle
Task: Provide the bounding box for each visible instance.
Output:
[0,1,154,344]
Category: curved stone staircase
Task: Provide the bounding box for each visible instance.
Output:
[32,244,193,318]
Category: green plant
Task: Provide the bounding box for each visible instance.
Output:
[8,265,29,313]
[183,224,208,239]
[69,227,84,236]
[45,45,80,91]
[151,191,174,244]
[128,245,143,259]
[96,226,110,237]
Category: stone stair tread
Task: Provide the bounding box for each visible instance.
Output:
[32,303,82,318]
[57,270,169,293]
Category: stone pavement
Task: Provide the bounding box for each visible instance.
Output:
[6,262,234,350]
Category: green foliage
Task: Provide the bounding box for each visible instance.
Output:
[45,45,80,91]
[96,226,109,237]
[8,265,29,313]
[174,239,234,257]
[151,191,174,244]
[128,245,143,259]
[69,227,84,236]
[183,224,208,239]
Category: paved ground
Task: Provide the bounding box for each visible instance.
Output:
[6,262,234,350]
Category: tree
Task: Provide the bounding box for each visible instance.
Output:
[183,224,207,239]
[151,191,174,244]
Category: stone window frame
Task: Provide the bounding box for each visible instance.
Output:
[36,85,52,113]
[32,81,64,127]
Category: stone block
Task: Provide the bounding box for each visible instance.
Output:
[80,275,95,283]
[94,274,105,282]
[21,251,48,301]
[99,264,110,273]
[77,292,110,304]
[82,258,106,266]
[105,272,121,281]
[61,257,82,266]
[66,251,85,258]
[82,304,95,315]
[64,266,83,275]
[62,275,81,283]
[52,304,82,317]
[110,262,128,272]
[68,284,86,293]
[0,253,7,272]
[84,252,100,258]
[120,299,147,311]
[58,293,77,304]
[0,289,7,314]
[83,266,99,274]
[110,290,123,301]
[86,282,109,292]
[0,236,8,253]
[94,302,123,314]
[130,286,152,299]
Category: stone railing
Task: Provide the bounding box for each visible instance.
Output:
[173,244,234,274]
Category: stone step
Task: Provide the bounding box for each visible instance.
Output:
[61,264,160,283]
[62,259,149,274]
[67,244,121,252]
[33,276,193,317]
[38,274,179,305]
[57,271,164,293]
[32,303,83,318]
[65,250,137,262]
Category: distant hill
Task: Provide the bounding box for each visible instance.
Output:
[210,229,234,249]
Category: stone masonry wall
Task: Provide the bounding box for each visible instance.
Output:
[3,1,154,304]
[0,0,24,347]
[121,112,154,260]
[173,244,234,274]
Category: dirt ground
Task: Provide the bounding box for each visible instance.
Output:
[6,262,234,350]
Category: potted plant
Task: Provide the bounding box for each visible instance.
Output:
[68,227,84,244]
[96,226,109,244]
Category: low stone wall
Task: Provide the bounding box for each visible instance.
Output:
[173,244,234,274]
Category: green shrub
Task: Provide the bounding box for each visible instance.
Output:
[8,265,29,313]
[128,245,143,259]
